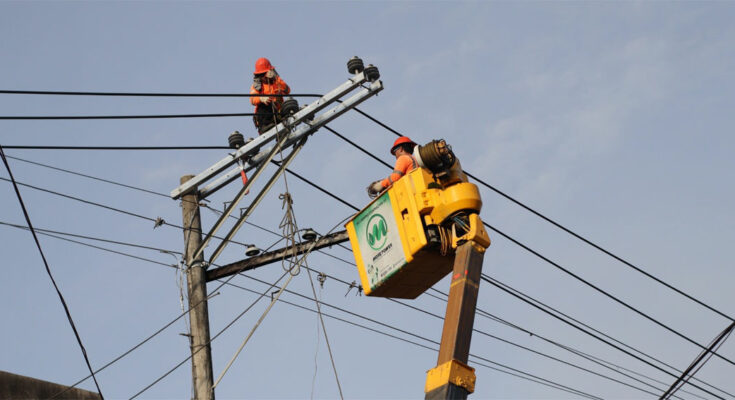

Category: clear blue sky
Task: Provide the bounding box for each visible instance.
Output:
[1,1,734,399]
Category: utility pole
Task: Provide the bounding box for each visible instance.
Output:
[180,175,214,400]
[425,241,486,400]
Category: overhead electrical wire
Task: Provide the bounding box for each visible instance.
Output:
[0,112,257,120]
[15,141,732,396]
[20,220,610,399]
[1,153,355,267]
[348,107,735,326]
[320,123,735,368]
[428,288,711,400]
[478,278,734,398]
[0,146,105,398]
[16,142,723,397]
[6,98,732,394]
[6,90,734,334]
[2,145,231,150]
[661,322,735,400]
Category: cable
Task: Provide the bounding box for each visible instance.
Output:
[17,219,618,399]
[0,153,356,272]
[661,322,735,400]
[0,176,256,250]
[0,145,104,398]
[0,112,256,120]
[480,274,726,400]
[427,288,709,400]
[128,269,291,399]
[0,89,322,98]
[0,220,180,255]
[259,129,735,375]
[350,107,735,327]
[2,145,230,150]
[232,273,602,400]
[388,297,670,398]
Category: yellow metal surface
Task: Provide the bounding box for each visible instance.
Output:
[425,359,476,394]
[451,214,491,251]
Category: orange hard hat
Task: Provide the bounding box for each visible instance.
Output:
[254,57,274,74]
[390,136,416,155]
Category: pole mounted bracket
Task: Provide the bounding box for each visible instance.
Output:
[425,359,476,394]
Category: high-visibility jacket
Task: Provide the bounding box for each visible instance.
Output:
[250,75,290,112]
[381,154,418,188]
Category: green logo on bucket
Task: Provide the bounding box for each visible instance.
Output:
[366,214,388,250]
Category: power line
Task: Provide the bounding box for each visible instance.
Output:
[0,112,256,120]
[0,89,322,98]
[26,224,605,399]
[2,145,230,150]
[428,288,710,400]
[321,123,735,369]
[482,220,735,369]
[480,274,727,400]
[350,107,735,327]
[0,146,105,398]
[483,276,735,399]
[1,153,355,266]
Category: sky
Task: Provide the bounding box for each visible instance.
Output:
[1,1,734,399]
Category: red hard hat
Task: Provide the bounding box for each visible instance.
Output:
[254,57,274,74]
[390,136,416,155]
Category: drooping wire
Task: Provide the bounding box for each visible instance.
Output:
[209,216,350,395]
[12,219,627,399]
[482,220,735,369]
[0,145,105,399]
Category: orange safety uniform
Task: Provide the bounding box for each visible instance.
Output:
[250,75,290,113]
[381,154,418,188]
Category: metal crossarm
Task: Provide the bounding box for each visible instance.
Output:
[169,70,372,200]
[199,79,383,198]
[207,137,308,266]
[190,132,291,262]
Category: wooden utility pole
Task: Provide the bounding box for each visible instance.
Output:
[180,175,215,400]
[425,241,486,400]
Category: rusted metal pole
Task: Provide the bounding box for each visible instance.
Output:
[181,175,214,400]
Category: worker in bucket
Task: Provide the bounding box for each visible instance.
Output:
[367,136,418,198]
[250,57,290,134]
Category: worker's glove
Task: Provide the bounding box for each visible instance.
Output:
[367,181,383,199]
[265,69,276,79]
[260,96,271,104]
[252,77,262,91]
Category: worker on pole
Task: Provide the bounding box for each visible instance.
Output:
[367,136,418,198]
[250,57,290,134]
